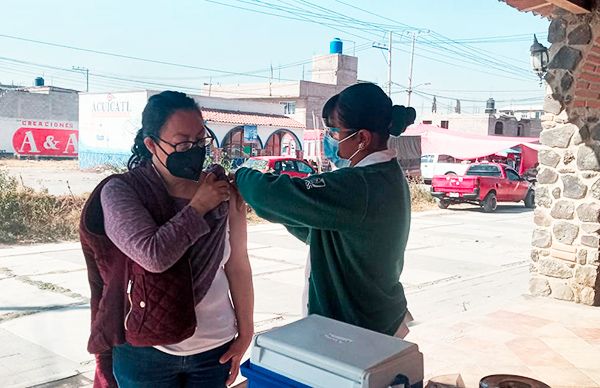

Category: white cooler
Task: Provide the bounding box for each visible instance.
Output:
[250,315,424,388]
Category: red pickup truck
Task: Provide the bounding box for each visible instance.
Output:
[430,163,535,212]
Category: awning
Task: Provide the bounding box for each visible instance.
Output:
[404,124,539,160]
[501,0,591,17]
[201,108,304,129]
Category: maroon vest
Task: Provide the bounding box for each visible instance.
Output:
[80,163,227,388]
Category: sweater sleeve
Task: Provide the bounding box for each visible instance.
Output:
[101,178,210,273]
[235,167,368,231]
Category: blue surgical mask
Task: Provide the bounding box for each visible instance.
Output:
[323,133,349,169]
[323,131,360,169]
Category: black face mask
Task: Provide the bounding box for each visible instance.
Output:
[161,146,207,181]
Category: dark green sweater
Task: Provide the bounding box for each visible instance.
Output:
[235,160,411,335]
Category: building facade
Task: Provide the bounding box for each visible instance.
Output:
[0,83,79,158]
[78,90,304,168]
[205,42,359,163]
[419,105,543,138]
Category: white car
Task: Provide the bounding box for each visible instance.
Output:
[420,154,471,183]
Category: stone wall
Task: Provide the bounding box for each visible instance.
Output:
[531,9,600,306]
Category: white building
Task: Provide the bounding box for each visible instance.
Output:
[78,90,304,169]
[419,100,543,138]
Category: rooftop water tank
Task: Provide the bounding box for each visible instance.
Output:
[34,77,45,87]
[485,97,496,114]
[330,38,343,54]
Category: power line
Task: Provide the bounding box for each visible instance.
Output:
[403,88,543,104]
[330,0,537,79]
[1,1,543,92]
[0,32,300,82]
[424,88,542,94]
[0,55,343,96]
[218,0,535,81]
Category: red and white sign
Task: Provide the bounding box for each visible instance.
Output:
[12,127,78,157]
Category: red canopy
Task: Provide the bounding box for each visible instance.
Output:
[404,124,540,174]
[404,124,539,160]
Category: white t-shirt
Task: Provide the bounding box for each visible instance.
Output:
[156,226,237,356]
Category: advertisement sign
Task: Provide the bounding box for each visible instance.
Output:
[12,127,78,156]
[78,92,149,161]
[0,119,78,157]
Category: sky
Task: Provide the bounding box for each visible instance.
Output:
[1,0,550,116]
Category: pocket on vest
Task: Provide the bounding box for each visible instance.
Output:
[124,274,146,334]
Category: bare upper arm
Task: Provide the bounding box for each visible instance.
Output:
[226,191,249,270]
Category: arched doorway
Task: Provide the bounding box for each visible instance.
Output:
[264,129,302,158]
[205,126,219,156]
[494,121,504,135]
[221,126,263,167]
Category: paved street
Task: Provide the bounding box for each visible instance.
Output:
[0,205,535,387]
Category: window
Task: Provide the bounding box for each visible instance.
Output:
[506,169,521,181]
[423,120,433,124]
[421,155,434,163]
[280,160,296,172]
[438,155,456,163]
[466,165,501,177]
[494,121,504,135]
[441,120,449,129]
[280,101,296,114]
[296,161,314,174]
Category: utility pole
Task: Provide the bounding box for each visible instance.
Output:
[202,77,213,96]
[373,31,393,97]
[406,30,429,106]
[72,66,89,92]
[387,31,393,97]
[269,63,273,96]
[407,33,417,107]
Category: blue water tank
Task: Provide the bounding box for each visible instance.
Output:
[330,38,343,54]
[485,98,496,114]
[34,77,45,86]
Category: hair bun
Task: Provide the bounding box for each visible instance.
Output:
[390,105,416,136]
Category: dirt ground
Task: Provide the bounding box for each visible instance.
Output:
[0,158,439,213]
[0,158,108,195]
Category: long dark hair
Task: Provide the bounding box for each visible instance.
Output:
[128,91,201,170]
[322,82,416,139]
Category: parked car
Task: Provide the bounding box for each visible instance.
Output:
[430,162,535,212]
[240,156,315,178]
[420,154,471,183]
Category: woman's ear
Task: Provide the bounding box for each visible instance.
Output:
[358,129,373,149]
[144,137,157,157]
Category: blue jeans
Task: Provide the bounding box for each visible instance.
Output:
[112,342,232,388]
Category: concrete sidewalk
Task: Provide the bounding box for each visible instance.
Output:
[2,209,596,387]
[407,295,600,388]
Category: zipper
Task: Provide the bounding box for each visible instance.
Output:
[124,279,133,331]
